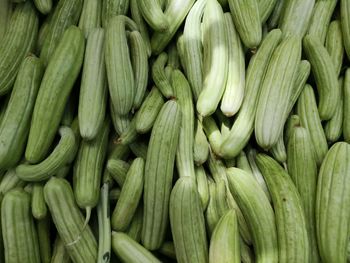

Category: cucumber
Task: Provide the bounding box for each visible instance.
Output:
[44,177,98,263]
[315,142,350,263]
[285,114,301,145]
[97,183,111,263]
[110,107,131,136]
[303,34,339,120]
[36,217,51,263]
[196,0,228,117]
[256,154,310,263]
[35,13,52,54]
[40,0,83,65]
[26,26,85,163]
[1,188,41,263]
[78,28,107,140]
[236,151,253,174]
[270,132,287,165]
[158,242,176,260]
[51,236,71,263]
[341,0,350,59]
[78,0,101,37]
[344,69,350,143]
[105,15,138,115]
[129,139,148,160]
[142,100,181,250]
[33,0,52,14]
[228,0,262,48]
[107,159,130,187]
[152,52,174,98]
[169,176,208,263]
[205,179,221,236]
[0,55,43,169]
[31,183,47,220]
[138,0,168,32]
[0,169,25,195]
[125,205,143,242]
[267,0,285,29]
[117,117,138,145]
[193,119,209,166]
[202,116,223,156]
[0,1,38,95]
[226,168,278,263]
[102,0,129,27]
[0,0,12,38]
[325,20,344,76]
[195,165,209,210]
[258,0,277,24]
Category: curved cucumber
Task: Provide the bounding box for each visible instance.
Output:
[139,0,168,32]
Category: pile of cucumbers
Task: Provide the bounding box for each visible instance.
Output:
[0,0,350,262]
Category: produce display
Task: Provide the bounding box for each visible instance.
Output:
[0,0,350,262]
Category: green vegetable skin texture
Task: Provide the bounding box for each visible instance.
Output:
[142,100,181,250]
[0,55,44,169]
[344,69,350,143]
[26,26,85,163]
[0,1,38,95]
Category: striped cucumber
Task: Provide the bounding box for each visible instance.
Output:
[258,0,277,24]
[139,0,168,32]
[220,12,245,117]
[129,30,149,109]
[36,217,51,263]
[193,119,209,166]
[227,168,278,263]
[1,188,40,263]
[0,169,25,195]
[107,159,130,187]
[341,0,350,59]
[220,29,282,158]
[169,176,208,263]
[197,0,228,117]
[326,20,344,76]
[78,0,101,37]
[167,43,180,69]
[255,35,301,149]
[44,177,98,263]
[267,0,285,29]
[40,0,83,65]
[303,33,339,120]
[344,69,350,142]
[285,114,301,145]
[256,154,310,263]
[135,87,164,134]
[0,1,38,95]
[17,126,77,181]
[205,179,221,236]
[111,158,144,231]
[152,53,173,98]
[0,55,43,169]
[0,0,12,38]
[97,183,111,263]
[315,142,350,263]
[142,100,181,250]
[26,26,85,163]
[296,84,328,166]
[287,125,320,262]
[31,183,47,220]
[228,0,262,48]
[195,165,209,210]
[214,179,230,219]
[129,139,148,160]
[209,210,240,263]
[202,116,223,156]
[112,232,161,263]
[51,236,71,263]
[172,69,195,178]
[102,0,129,27]
[73,119,109,217]
[117,117,138,145]
[270,132,287,165]
[125,205,143,242]
[110,107,131,136]
[236,151,253,174]
[35,12,52,54]
[105,15,138,115]
[278,0,315,37]
[33,0,52,14]
[78,28,107,140]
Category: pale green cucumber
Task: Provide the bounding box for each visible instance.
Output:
[0,1,38,95]
[220,13,245,117]
[278,0,315,37]
[228,0,262,48]
[31,183,47,220]
[73,119,109,214]
[26,26,85,163]
[219,29,282,158]
[151,0,195,53]
[102,0,129,27]
[195,165,209,210]
[240,238,255,263]
[255,35,301,149]
[303,34,339,120]
[142,100,181,250]
[78,0,101,37]
[344,69,350,142]
[215,179,230,219]
[79,28,107,140]
[258,0,277,24]
[205,179,221,236]
[110,106,131,136]
[17,126,76,182]
[135,87,164,134]
[33,0,52,14]
[0,169,25,195]
[267,0,285,29]
[44,177,98,263]
[0,0,12,38]
[0,55,43,169]
[256,154,310,263]
[202,116,222,156]
[296,85,328,166]
[107,159,130,187]
[169,176,208,263]
[341,0,350,59]
[51,236,71,263]
[36,217,51,263]
[236,151,253,174]
[307,0,337,44]
[139,0,168,32]
[197,0,227,117]
[172,69,195,178]
[1,188,40,263]
[40,0,83,65]
[105,15,138,115]
[209,210,240,263]
[326,20,344,76]
[111,158,144,231]
[129,139,148,160]
[97,183,111,263]
[270,132,287,165]
[112,232,161,263]
[117,117,138,145]
[182,0,205,100]
[129,31,149,109]
[284,114,300,145]
[167,43,180,69]
[324,78,344,142]
[193,119,209,165]
[287,125,320,263]
[227,168,278,263]
[216,110,232,138]
[125,205,143,242]
[152,52,174,98]
[315,142,350,263]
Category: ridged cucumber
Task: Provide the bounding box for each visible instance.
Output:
[97,183,111,263]
[51,236,71,263]
[102,0,129,27]
[33,0,52,14]
[341,0,350,59]
[193,119,209,166]
[152,52,173,98]
[138,0,168,32]
[31,183,47,220]
[326,20,344,76]
[344,69,350,142]
[258,0,277,24]
[78,0,101,37]
[0,0,12,38]
[195,165,209,210]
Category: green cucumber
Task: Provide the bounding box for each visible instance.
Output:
[341,0,350,59]
[205,179,221,236]
[33,0,52,14]
[36,217,51,263]
[258,0,277,24]
[51,236,71,263]
[0,0,12,38]
[344,69,350,143]
[326,20,344,76]
[139,0,168,32]
[270,132,287,165]
[129,139,148,160]
[236,151,253,174]
[31,183,47,220]
[26,26,85,163]
[195,165,209,210]
[125,205,143,242]
[158,242,176,260]
[97,183,111,263]
[202,116,223,156]
[107,159,130,187]
[0,169,25,195]
[193,119,209,166]
[152,52,174,98]
[267,0,285,29]
[78,0,101,37]
[102,0,129,27]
